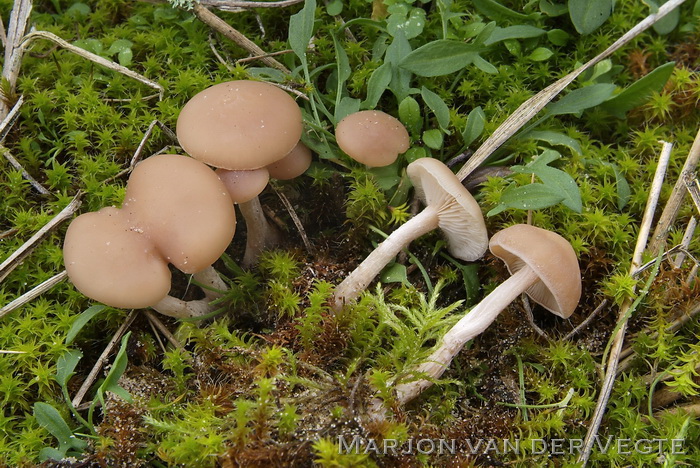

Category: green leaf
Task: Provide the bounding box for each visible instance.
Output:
[540,0,568,16]
[288,0,316,64]
[484,25,546,46]
[528,47,553,61]
[363,62,392,108]
[404,147,428,163]
[387,4,426,40]
[489,183,565,216]
[335,97,360,123]
[380,263,409,284]
[473,55,498,74]
[34,403,87,456]
[73,38,103,55]
[66,305,106,345]
[398,96,422,135]
[98,332,133,405]
[613,165,631,210]
[421,87,450,130]
[423,129,444,149]
[400,40,481,77]
[56,350,82,388]
[601,62,675,118]
[511,150,583,212]
[647,0,680,34]
[546,83,616,115]
[326,0,342,16]
[524,130,582,155]
[117,49,132,67]
[106,39,133,55]
[473,0,536,20]
[385,31,412,101]
[370,163,401,191]
[547,29,571,45]
[568,0,612,35]
[462,106,485,146]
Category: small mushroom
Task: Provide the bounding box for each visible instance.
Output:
[335,110,410,167]
[266,141,312,180]
[123,154,236,274]
[176,80,303,267]
[64,207,172,310]
[332,158,488,310]
[392,224,582,406]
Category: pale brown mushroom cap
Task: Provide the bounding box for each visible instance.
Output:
[266,142,312,180]
[407,158,488,261]
[124,154,236,274]
[176,80,303,170]
[63,207,172,309]
[489,224,581,318]
[216,167,270,203]
[335,110,410,167]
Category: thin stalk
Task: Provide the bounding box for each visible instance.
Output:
[393,266,539,405]
[239,196,281,268]
[151,295,215,319]
[332,206,440,310]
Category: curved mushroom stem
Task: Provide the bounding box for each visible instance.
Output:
[151,295,216,319]
[332,206,440,311]
[239,196,282,268]
[367,266,539,420]
[192,266,228,301]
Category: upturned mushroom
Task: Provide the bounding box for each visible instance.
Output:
[176,80,304,267]
[332,158,488,310]
[392,224,582,406]
[335,110,410,167]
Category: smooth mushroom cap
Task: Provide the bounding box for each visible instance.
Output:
[407,158,488,261]
[63,207,172,309]
[216,167,270,204]
[335,110,410,167]
[176,80,303,170]
[124,154,236,274]
[266,142,312,180]
[489,224,581,318]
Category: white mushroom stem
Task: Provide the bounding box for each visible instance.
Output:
[393,266,540,406]
[333,206,440,311]
[151,295,216,319]
[192,266,228,301]
[239,196,281,268]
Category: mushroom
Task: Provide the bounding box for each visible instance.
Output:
[332,158,488,310]
[391,224,582,406]
[335,110,410,167]
[176,80,303,267]
[266,141,312,180]
[63,207,214,318]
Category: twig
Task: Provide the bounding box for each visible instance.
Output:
[618,301,700,373]
[0,193,82,283]
[0,228,18,239]
[563,299,608,341]
[0,145,50,195]
[0,0,32,119]
[455,0,689,182]
[72,310,138,407]
[235,49,294,64]
[655,402,700,418]
[147,314,167,354]
[578,142,673,466]
[191,3,290,73]
[521,294,547,338]
[209,33,233,70]
[200,0,304,11]
[0,95,24,143]
[0,14,7,48]
[272,186,314,255]
[672,217,697,268]
[144,310,183,350]
[18,31,164,100]
[687,175,700,215]
[0,271,68,319]
[649,127,700,252]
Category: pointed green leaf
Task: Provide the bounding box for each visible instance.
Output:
[462,106,485,146]
[288,0,317,64]
[601,62,675,118]
[421,87,450,129]
[400,40,481,77]
[56,350,83,388]
[546,83,616,115]
[568,0,612,35]
[66,305,106,345]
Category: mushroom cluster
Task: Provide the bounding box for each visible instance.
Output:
[64,154,235,318]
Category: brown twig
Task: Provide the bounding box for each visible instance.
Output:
[0,0,32,119]
[521,294,547,338]
[272,186,314,255]
[648,127,700,252]
[0,193,82,283]
[0,95,24,143]
[672,217,697,268]
[200,0,304,11]
[236,48,294,64]
[1,145,50,195]
[455,0,689,182]
[72,310,138,407]
[687,175,700,215]
[191,3,290,73]
[144,310,184,350]
[0,271,68,319]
